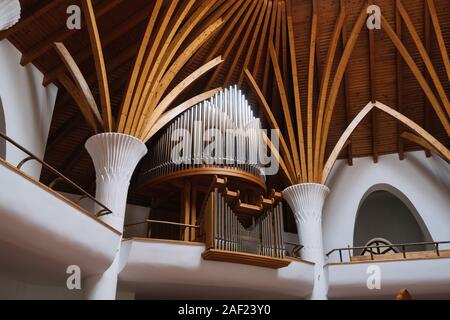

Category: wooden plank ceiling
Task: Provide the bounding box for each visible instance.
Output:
[2,0,449,205]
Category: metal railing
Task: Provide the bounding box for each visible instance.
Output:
[124,219,200,240]
[0,131,112,217]
[327,241,450,263]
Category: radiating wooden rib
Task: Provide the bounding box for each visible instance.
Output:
[395,2,405,160]
[319,3,368,172]
[262,0,279,96]
[132,0,198,126]
[81,0,113,131]
[206,0,258,89]
[286,0,306,181]
[141,56,224,140]
[312,0,323,85]
[375,101,450,162]
[45,7,150,87]
[397,0,450,118]
[117,0,163,132]
[53,42,103,128]
[137,0,220,127]
[125,0,180,136]
[263,132,294,184]
[426,0,450,85]
[321,102,375,184]
[400,132,449,162]
[307,13,318,182]
[368,0,378,163]
[144,88,222,142]
[313,9,345,181]
[280,1,288,86]
[57,73,99,133]
[244,68,296,179]
[340,0,354,166]
[134,19,224,137]
[204,0,246,62]
[0,0,61,41]
[381,15,450,136]
[252,1,273,79]
[423,0,432,158]
[269,42,301,180]
[238,0,269,86]
[224,0,264,86]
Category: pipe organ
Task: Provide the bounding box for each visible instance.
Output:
[203,188,286,259]
[141,85,265,184]
[135,86,290,269]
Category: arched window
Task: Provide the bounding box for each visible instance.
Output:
[0,97,5,160]
[353,186,433,256]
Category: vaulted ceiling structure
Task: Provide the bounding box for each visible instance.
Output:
[2,0,449,205]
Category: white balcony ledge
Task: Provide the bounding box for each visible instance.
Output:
[0,160,121,283]
[118,238,315,299]
[326,256,450,299]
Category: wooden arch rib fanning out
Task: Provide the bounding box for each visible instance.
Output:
[244,0,449,186]
[53,0,228,143]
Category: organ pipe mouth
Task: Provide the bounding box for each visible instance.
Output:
[141,85,266,182]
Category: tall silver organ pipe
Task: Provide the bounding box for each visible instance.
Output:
[142,85,265,181]
[205,188,286,259]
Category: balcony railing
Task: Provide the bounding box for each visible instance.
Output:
[0,131,112,218]
[327,241,450,263]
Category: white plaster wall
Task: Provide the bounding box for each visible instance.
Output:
[323,151,450,262]
[0,40,58,179]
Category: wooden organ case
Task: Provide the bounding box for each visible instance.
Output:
[136,86,290,268]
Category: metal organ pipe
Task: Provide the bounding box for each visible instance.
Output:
[142,85,265,181]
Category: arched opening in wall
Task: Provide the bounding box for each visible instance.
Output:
[353,184,433,256]
[0,97,6,160]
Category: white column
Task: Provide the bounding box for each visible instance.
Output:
[83,133,147,300]
[283,183,330,300]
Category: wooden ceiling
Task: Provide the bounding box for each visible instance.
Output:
[2,0,449,205]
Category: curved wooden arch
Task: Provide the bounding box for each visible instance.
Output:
[321,101,450,184]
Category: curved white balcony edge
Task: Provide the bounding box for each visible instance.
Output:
[326,258,450,299]
[0,159,121,277]
[118,238,315,299]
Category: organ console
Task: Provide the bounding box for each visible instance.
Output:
[136,86,290,268]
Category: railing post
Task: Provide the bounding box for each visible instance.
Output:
[339,250,343,263]
[436,243,440,257]
[402,245,406,259]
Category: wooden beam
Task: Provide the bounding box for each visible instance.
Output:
[0,0,62,41]
[375,101,450,161]
[144,88,223,142]
[313,9,346,181]
[340,0,354,166]
[262,0,279,96]
[307,13,318,182]
[238,0,271,87]
[286,1,307,182]
[57,73,99,133]
[319,2,370,172]
[322,102,375,184]
[251,1,273,80]
[45,4,151,91]
[206,0,257,89]
[53,42,103,128]
[134,18,224,137]
[263,132,294,184]
[381,15,450,136]
[125,0,180,136]
[269,42,301,180]
[369,0,378,163]
[20,0,124,66]
[397,0,450,119]
[224,0,264,86]
[395,1,405,160]
[401,132,449,162]
[424,0,432,158]
[140,57,224,141]
[244,68,296,179]
[426,0,450,84]
[81,0,113,131]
